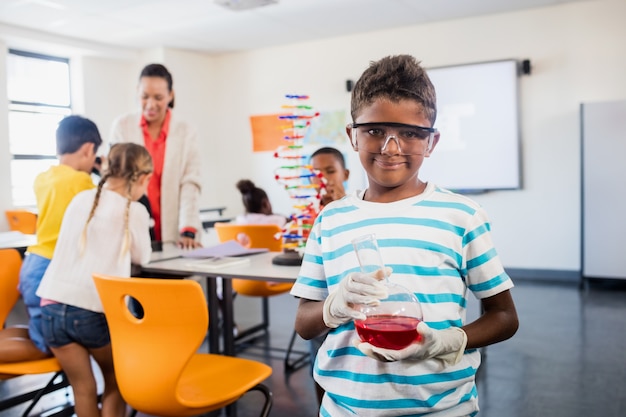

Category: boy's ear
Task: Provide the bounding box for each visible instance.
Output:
[81,142,95,157]
[347,125,358,151]
[424,131,440,157]
[344,168,350,181]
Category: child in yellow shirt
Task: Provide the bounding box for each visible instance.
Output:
[16,115,102,359]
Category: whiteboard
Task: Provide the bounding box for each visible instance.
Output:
[420,60,521,192]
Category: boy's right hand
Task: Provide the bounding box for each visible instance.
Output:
[354,322,467,366]
[323,268,390,328]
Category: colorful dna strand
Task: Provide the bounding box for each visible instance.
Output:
[273,94,322,254]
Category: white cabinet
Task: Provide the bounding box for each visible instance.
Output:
[581,100,626,280]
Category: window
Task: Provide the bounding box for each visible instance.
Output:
[7,49,72,207]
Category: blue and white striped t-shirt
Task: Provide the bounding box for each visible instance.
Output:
[290,183,514,417]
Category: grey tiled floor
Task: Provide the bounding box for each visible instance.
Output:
[2,278,626,417]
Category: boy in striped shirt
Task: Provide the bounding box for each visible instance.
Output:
[291,54,519,417]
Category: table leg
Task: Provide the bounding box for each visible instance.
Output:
[207,277,220,354]
[222,278,235,356]
[222,278,238,417]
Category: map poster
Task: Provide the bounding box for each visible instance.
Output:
[250,110,348,153]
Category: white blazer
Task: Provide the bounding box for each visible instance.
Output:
[109,112,202,243]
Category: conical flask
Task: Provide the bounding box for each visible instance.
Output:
[352,234,423,350]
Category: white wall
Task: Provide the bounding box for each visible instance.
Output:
[160,48,218,210]
[210,0,626,273]
[0,0,624,273]
[79,56,136,142]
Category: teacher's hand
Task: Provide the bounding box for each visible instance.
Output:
[178,236,202,250]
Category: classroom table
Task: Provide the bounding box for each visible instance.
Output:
[0,231,36,253]
[142,249,301,356]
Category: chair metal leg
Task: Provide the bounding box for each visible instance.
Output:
[234,297,270,346]
[234,298,309,372]
[225,383,272,417]
[21,372,65,417]
[1,371,70,417]
[248,383,273,417]
[284,329,310,372]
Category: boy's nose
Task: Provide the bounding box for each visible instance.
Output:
[381,135,402,154]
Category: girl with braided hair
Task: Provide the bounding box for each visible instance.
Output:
[36,142,153,417]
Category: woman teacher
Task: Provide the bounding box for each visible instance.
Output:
[110,63,202,249]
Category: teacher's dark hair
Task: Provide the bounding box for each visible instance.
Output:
[140,63,175,109]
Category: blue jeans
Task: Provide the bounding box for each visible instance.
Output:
[41,304,110,349]
[18,253,51,354]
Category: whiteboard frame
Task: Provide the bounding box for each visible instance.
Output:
[420,59,523,193]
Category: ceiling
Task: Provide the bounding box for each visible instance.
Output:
[0,0,588,54]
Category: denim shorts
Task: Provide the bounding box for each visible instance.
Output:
[41,304,111,349]
[18,252,51,354]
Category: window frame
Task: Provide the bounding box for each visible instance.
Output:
[7,49,73,207]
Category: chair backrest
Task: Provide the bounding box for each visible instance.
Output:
[214,223,291,296]
[92,274,208,411]
[0,249,22,326]
[213,223,283,252]
[5,210,37,234]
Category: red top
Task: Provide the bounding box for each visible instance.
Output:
[140,110,171,241]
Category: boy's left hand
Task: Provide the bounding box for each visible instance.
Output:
[354,322,467,366]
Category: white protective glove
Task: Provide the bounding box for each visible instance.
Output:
[354,321,468,366]
[323,268,390,328]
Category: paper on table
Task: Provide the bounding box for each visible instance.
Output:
[187,256,251,270]
[181,240,269,259]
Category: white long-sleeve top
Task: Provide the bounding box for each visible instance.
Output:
[37,188,152,312]
[109,112,202,243]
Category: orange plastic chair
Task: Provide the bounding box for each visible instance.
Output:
[0,249,70,417]
[5,210,37,234]
[213,223,309,370]
[0,249,22,327]
[92,273,273,417]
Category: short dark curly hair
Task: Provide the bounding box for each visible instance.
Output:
[56,115,102,155]
[350,55,437,126]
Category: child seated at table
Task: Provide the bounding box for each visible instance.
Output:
[36,143,153,417]
[7,115,102,363]
[234,179,287,227]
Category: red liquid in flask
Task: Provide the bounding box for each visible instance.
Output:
[355,315,422,350]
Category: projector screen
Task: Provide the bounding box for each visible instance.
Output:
[420,60,521,193]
